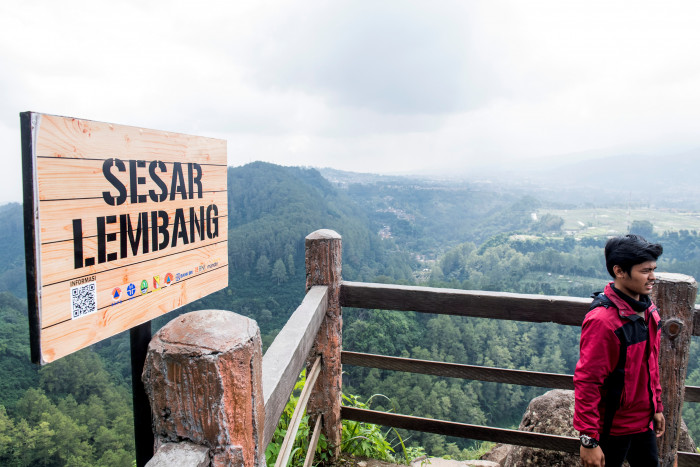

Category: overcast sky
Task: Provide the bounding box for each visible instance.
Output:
[2,0,700,203]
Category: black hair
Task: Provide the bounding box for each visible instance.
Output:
[604,234,663,278]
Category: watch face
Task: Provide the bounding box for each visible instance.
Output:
[580,435,598,448]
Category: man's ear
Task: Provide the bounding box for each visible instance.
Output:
[613,265,625,278]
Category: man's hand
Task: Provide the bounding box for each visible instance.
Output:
[654,412,665,437]
[580,445,605,467]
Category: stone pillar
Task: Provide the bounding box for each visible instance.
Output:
[305,229,342,458]
[651,273,697,467]
[142,310,265,467]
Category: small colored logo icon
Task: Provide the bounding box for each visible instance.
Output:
[165,273,173,285]
[140,280,148,294]
[112,287,121,300]
[153,275,160,290]
[126,283,136,297]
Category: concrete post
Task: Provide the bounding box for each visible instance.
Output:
[305,229,343,459]
[142,310,265,467]
[651,273,697,467]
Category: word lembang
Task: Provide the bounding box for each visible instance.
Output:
[72,205,219,269]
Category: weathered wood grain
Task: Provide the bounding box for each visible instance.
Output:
[341,407,700,465]
[21,112,228,364]
[341,406,580,453]
[274,356,321,467]
[40,265,228,362]
[38,191,227,244]
[36,156,226,202]
[35,114,226,164]
[303,414,323,467]
[652,273,698,466]
[40,241,228,328]
[686,386,700,403]
[678,451,700,467]
[340,281,590,326]
[342,351,575,389]
[39,224,226,286]
[261,286,328,448]
[304,230,342,458]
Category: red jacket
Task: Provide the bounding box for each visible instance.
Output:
[573,282,663,440]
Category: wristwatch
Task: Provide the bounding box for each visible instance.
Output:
[580,435,599,449]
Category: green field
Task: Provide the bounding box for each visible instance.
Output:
[539,208,700,237]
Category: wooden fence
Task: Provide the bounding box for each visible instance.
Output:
[141,230,700,467]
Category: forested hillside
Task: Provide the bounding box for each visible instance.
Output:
[1,163,699,463]
[0,162,423,464]
[321,168,552,256]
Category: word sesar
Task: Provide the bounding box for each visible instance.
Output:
[102,159,203,205]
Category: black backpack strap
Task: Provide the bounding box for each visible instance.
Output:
[589,291,614,311]
[588,291,623,444]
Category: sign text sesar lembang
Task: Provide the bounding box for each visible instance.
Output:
[21,112,228,364]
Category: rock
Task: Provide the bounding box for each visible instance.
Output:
[479,443,510,466]
[679,419,697,453]
[502,389,578,467]
[410,459,499,466]
[146,442,209,467]
[482,389,697,466]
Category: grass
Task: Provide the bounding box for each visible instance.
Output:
[539,208,700,237]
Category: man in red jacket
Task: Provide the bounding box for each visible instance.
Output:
[574,234,665,467]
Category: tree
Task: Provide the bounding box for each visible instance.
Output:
[271,259,287,284]
[256,255,270,277]
[286,254,295,277]
[629,220,653,238]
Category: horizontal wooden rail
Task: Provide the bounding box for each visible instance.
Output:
[340,281,591,326]
[678,451,700,467]
[343,351,700,403]
[262,285,328,448]
[341,407,700,465]
[342,351,574,389]
[341,406,580,453]
[686,386,700,403]
[342,281,700,336]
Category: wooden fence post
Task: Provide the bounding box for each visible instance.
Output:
[652,273,697,467]
[142,310,266,467]
[305,229,343,459]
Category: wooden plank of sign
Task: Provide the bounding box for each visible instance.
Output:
[36,157,227,202]
[40,265,228,363]
[35,114,227,164]
[40,240,228,329]
[23,112,229,364]
[38,191,227,244]
[39,211,226,285]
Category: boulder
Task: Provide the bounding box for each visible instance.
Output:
[502,389,578,467]
[481,389,697,466]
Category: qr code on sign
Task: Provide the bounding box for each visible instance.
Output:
[71,281,97,319]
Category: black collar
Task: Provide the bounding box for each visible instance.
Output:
[610,284,651,313]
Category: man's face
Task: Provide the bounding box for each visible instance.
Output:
[615,260,657,300]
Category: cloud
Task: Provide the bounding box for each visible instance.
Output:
[242,1,504,115]
[2,0,700,204]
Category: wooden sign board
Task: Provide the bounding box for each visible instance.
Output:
[21,112,228,364]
